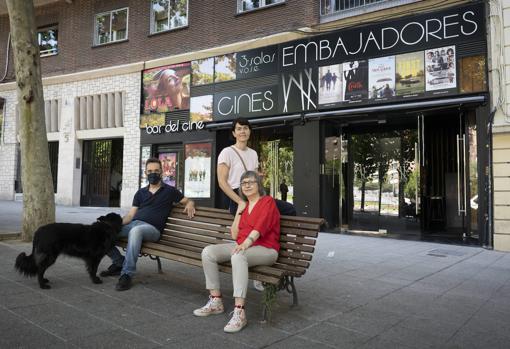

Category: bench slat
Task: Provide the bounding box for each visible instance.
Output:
[280,235,316,246]
[277,257,310,268]
[166,218,230,233]
[162,230,232,245]
[164,226,233,241]
[280,220,322,230]
[279,250,313,261]
[172,208,234,221]
[280,227,319,238]
[273,263,307,275]
[171,212,234,227]
[280,242,314,253]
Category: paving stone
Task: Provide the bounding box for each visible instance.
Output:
[297,322,372,348]
[68,328,161,349]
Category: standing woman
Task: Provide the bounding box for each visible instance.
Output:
[193,171,280,333]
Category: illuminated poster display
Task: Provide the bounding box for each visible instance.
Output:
[142,62,191,113]
[184,143,212,198]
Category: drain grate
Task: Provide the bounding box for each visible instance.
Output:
[427,249,466,257]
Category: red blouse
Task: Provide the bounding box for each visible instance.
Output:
[237,196,281,252]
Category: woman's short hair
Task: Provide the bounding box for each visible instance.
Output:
[231,117,252,132]
[239,171,265,200]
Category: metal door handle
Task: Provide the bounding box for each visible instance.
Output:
[456,134,466,216]
[462,134,467,216]
[415,142,419,216]
[456,134,461,216]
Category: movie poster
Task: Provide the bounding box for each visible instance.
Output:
[140,146,151,188]
[184,143,212,198]
[395,52,425,97]
[159,152,177,187]
[368,56,395,101]
[318,64,343,106]
[425,46,456,92]
[142,62,191,113]
[191,57,214,86]
[190,95,213,122]
[215,53,236,83]
[342,60,368,102]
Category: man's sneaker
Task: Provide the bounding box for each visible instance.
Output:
[193,296,224,317]
[224,307,247,333]
[115,274,132,291]
[100,263,122,277]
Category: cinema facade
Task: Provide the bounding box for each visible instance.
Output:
[0,2,498,248]
[140,3,490,246]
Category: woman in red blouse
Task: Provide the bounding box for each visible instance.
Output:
[193,171,280,333]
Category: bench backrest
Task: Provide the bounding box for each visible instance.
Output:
[165,205,323,278]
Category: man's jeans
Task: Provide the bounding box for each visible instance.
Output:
[106,220,160,277]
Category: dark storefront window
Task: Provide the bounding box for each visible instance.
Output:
[81,139,123,207]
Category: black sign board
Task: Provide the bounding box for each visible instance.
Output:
[236,45,279,79]
[213,85,279,121]
[280,3,485,70]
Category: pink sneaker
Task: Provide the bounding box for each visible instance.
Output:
[193,296,224,317]
[224,307,247,333]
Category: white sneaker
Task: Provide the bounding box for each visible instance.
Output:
[253,280,265,292]
[193,295,224,317]
[224,307,247,333]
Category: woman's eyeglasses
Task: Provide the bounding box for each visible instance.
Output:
[240,180,257,187]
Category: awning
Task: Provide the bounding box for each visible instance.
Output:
[204,95,487,130]
[205,113,303,130]
[304,95,487,121]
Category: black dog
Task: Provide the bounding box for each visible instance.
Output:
[15,213,123,289]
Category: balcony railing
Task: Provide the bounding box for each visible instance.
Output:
[321,0,390,16]
[321,0,420,21]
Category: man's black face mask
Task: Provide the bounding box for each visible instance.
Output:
[147,172,161,185]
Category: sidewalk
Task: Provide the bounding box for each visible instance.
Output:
[0,200,126,239]
[1,201,510,348]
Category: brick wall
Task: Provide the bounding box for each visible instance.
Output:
[0,0,319,80]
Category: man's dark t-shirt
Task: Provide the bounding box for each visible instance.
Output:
[132,183,184,232]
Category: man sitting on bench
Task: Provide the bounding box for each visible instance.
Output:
[100,157,195,291]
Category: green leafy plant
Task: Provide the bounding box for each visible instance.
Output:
[262,283,278,322]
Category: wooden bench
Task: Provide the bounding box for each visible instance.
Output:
[117,205,323,319]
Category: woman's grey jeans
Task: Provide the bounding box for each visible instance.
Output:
[201,243,278,299]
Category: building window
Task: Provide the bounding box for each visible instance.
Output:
[94,8,128,45]
[38,26,58,57]
[238,0,284,13]
[150,0,188,34]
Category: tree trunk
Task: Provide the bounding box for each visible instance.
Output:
[7,0,55,241]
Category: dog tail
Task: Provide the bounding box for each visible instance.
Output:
[15,252,37,277]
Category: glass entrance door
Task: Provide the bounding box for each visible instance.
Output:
[346,129,420,236]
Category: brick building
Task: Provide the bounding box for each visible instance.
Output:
[0,0,507,251]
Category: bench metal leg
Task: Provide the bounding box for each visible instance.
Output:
[283,276,298,306]
[148,255,162,273]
